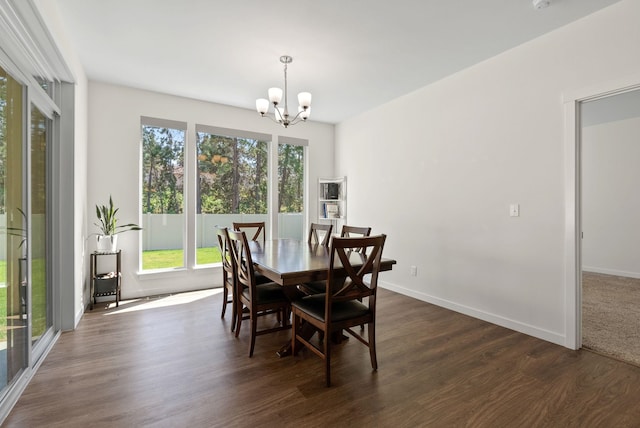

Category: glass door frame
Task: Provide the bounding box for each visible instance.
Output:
[27,97,56,364]
[0,49,61,413]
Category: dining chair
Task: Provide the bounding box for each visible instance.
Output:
[232,221,271,286]
[227,229,291,357]
[291,234,387,386]
[308,222,333,246]
[232,221,265,244]
[216,227,238,332]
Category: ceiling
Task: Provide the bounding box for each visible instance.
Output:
[51,0,622,124]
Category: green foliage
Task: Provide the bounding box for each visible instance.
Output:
[95,195,142,235]
[142,126,185,214]
[278,144,304,212]
[142,126,304,216]
[196,132,268,214]
[0,73,13,215]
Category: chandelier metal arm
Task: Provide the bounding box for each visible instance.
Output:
[273,106,308,128]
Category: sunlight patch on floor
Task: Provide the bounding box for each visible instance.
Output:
[103,288,222,315]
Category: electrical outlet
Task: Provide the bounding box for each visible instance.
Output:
[410,265,417,277]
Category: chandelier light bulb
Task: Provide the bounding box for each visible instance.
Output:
[256,98,269,115]
[298,92,312,108]
[268,87,283,104]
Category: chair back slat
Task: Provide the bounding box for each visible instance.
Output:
[216,227,235,279]
[227,229,257,296]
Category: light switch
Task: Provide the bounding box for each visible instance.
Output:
[510,203,520,217]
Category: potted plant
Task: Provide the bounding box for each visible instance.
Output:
[94,195,142,252]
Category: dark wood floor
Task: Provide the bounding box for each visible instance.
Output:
[5,288,640,427]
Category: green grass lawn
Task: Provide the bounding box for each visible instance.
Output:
[0,258,46,342]
[142,247,222,269]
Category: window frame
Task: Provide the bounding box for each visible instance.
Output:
[140,116,188,272]
[139,119,310,272]
[193,124,271,267]
[276,136,308,239]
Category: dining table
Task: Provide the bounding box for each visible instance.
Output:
[247,238,397,356]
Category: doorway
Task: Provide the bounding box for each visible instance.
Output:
[579,88,640,365]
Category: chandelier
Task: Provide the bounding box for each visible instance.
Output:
[256,55,311,128]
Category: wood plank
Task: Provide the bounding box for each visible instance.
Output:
[4,288,640,426]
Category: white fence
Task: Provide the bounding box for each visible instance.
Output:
[0,213,304,257]
[142,213,303,250]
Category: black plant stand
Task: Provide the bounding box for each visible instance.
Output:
[90,250,121,309]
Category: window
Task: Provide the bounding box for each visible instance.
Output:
[140,121,305,269]
[278,138,306,239]
[195,125,269,265]
[141,117,186,270]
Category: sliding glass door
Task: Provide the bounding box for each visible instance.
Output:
[0,66,29,390]
[0,65,54,400]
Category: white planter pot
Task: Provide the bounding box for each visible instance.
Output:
[96,234,118,253]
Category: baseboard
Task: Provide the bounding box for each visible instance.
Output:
[74,307,84,329]
[582,266,640,279]
[379,280,565,347]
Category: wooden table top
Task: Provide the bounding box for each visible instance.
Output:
[248,239,396,286]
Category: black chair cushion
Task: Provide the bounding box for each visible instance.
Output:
[292,294,369,322]
[242,282,287,305]
[254,272,273,285]
[300,280,326,294]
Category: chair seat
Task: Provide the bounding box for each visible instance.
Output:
[292,294,370,323]
[242,282,287,305]
[254,272,273,285]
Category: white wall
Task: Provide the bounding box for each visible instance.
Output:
[87,82,334,299]
[582,116,640,278]
[335,0,640,346]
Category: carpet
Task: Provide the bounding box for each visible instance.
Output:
[582,271,640,367]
